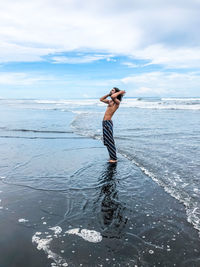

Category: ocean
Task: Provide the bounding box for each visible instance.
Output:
[0,97,200,266]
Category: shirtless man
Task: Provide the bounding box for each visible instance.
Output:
[100,88,126,163]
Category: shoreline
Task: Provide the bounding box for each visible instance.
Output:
[0,126,200,266]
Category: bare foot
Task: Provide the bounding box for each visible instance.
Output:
[108,159,117,163]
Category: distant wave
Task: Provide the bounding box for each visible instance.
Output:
[136,97,162,101]
[34,99,99,106]
[1,98,200,110]
[0,135,90,139]
[11,128,73,134]
[122,98,200,110]
[0,127,74,133]
[162,97,200,101]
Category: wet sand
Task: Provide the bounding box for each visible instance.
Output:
[0,134,200,267]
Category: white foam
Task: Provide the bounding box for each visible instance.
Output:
[149,250,154,254]
[35,232,42,235]
[65,228,102,243]
[18,218,29,223]
[34,99,99,106]
[32,232,68,267]
[49,226,62,235]
[32,234,52,251]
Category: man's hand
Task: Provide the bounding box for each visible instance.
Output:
[121,90,126,95]
[99,93,111,104]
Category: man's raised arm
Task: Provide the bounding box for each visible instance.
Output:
[99,93,111,104]
[111,90,126,99]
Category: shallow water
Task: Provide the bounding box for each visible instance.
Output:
[0,98,200,266]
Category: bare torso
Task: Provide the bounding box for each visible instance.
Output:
[103,100,119,120]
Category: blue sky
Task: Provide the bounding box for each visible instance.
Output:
[0,0,200,99]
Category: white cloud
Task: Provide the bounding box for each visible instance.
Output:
[1,70,199,98]
[132,44,200,69]
[134,87,166,95]
[0,72,54,85]
[122,62,140,68]
[0,41,56,63]
[0,0,141,62]
[51,54,114,64]
[0,0,200,68]
[0,71,117,90]
[121,71,200,96]
[106,57,117,62]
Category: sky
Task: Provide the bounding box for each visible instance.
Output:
[0,0,200,99]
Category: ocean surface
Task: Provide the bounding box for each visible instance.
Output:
[0,97,200,266]
[71,97,200,234]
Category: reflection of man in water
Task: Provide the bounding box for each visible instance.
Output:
[98,163,127,238]
[100,88,126,163]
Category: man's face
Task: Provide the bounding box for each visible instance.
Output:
[110,88,116,95]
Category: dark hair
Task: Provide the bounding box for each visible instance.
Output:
[113,87,123,102]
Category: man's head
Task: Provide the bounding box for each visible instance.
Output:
[112,87,123,102]
[110,88,116,95]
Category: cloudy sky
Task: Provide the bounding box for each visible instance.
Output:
[0,0,200,99]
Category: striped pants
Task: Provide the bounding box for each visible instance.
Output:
[102,120,117,160]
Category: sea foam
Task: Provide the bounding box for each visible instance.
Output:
[32,231,68,267]
[65,228,102,243]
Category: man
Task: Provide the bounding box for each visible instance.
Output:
[100,87,126,163]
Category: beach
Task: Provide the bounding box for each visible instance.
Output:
[0,98,200,266]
